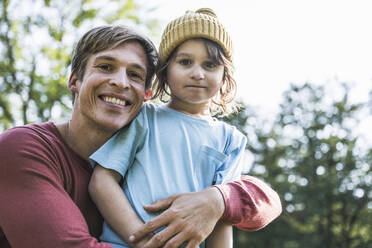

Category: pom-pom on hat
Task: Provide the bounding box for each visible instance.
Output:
[158,8,233,64]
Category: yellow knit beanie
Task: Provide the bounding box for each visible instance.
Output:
[158,8,233,64]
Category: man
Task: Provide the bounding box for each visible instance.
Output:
[0,25,281,248]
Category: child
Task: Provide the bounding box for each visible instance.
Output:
[89,8,246,248]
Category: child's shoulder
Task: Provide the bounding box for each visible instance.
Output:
[210,120,246,141]
[139,102,162,115]
[220,123,247,152]
[213,119,240,132]
[143,102,168,111]
[136,102,170,123]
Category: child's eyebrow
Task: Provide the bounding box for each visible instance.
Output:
[175,52,193,58]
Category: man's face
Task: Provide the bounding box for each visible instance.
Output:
[71,41,148,133]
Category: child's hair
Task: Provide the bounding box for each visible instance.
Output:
[152,8,238,117]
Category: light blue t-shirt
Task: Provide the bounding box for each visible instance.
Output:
[90,103,247,248]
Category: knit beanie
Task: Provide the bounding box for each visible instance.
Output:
[158,8,233,64]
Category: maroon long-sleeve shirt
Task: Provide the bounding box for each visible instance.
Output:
[0,122,281,248]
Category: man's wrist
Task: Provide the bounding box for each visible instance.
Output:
[207,186,225,220]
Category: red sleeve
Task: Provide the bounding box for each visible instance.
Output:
[213,175,282,231]
[0,127,112,248]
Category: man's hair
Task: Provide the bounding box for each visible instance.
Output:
[71,25,158,95]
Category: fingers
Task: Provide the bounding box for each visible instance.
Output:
[162,230,194,248]
[130,209,175,243]
[143,194,177,212]
[185,240,199,248]
[163,230,201,248]
[143,220,184,248]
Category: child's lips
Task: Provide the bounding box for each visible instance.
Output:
[185,85,206,88]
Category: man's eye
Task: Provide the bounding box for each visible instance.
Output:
[179,59,192,66]
[129,72,145,81]
[97,64,113,71]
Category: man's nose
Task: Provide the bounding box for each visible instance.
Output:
[110,69,130,88]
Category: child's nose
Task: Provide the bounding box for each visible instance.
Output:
[191,66,205,80]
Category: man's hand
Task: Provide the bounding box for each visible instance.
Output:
[130,233,153,248]
[129,187,225,248]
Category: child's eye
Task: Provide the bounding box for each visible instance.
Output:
[203,61,218,69]
[178,59,192,66]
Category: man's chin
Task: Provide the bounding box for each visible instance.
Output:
[96,119,127,134]
[99,107,141,131]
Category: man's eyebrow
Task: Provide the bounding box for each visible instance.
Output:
[93,55,146,74]
[94,55,116,62]
[131,64,147,75]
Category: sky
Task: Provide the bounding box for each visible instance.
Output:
[147,0,372,113]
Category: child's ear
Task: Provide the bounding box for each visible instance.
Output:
[144,89,152,102]
[68,71,80,94]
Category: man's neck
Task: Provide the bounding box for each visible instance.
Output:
[56,119,113,161]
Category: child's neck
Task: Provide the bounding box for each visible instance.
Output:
[167,99,213,121]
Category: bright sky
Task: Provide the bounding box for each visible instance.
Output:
[149,0,372,113]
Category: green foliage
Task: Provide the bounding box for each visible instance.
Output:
[72,9,99,27]
[0,0,159,131]
[225,83,372,248]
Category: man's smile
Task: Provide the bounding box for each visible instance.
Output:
[100,95,131,107]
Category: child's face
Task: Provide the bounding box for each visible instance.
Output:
[166,39,224,107]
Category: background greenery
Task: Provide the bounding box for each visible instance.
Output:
[1,0,371,247]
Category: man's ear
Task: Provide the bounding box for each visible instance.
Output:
[68,71,80,94]
[144,89,152,102]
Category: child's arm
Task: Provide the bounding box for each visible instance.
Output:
[89,164,152,247]
[205,220,233,248]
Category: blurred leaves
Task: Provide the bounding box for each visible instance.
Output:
[0,0,159,131]
[73,9,98,27]
[225,82,372,248]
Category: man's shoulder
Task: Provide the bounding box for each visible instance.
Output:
[1,121,54,138]
[0,121,60,148]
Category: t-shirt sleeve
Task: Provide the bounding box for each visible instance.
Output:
[90,109,147,177]
[214,128,247,185]
[213,175,282,231]
[0,127,113,248]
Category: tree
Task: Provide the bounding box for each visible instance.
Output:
[0,0,159,131]
[225,83,372,248]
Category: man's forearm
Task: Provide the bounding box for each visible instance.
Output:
[213,175,282,231]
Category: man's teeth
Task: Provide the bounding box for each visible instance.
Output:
[103,96,126,106]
